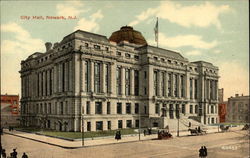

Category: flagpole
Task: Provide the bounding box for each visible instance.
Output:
[154,17,159,48]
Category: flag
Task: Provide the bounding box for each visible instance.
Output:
[154,17,158,43]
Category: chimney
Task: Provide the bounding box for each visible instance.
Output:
[235,94,239,97]
[45,42,52,52]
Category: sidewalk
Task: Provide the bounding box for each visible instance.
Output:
[3,125,243,149]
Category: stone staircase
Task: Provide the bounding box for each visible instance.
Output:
[162,114,207,132]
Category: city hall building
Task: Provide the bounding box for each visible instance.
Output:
[20,26,219,132]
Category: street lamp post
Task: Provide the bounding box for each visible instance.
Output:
[177,107,180,137]
[138,104,141,141]
[82,114,84,146]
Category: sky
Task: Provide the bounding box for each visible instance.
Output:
[1,0,249,100]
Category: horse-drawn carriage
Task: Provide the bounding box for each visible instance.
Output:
[188,128,206,135]
[157,130,172,140]
[242,124,249,130]
[220,125,230,132]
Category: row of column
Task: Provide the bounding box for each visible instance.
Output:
[205,79,218,100]
[153,70,185,98]
[37,69,53,96]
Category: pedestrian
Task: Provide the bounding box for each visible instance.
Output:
[2,149,6,158]
[203,146,207,157]
[12,149,17,158]
[143,129,146,136]
[115,130,119,141]
[199,146,204,158]
[118,130,121,140]
[22,152,28,158]
[189,122,191,127]
[198,126,201,133]
[166,125,169,132]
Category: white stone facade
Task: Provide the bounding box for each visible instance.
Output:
[20,29,219,132]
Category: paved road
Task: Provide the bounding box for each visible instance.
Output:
[1,130,249,158]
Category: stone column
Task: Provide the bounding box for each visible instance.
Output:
[74,55,80,95]
[178,74,181,98]
[130,69,134,95]
[58,64,62,93]
[185,72,190,99]
[165,72,168,97]
[192,78,195,100]
[148,66,154,98]
[121,67,125,96]
[102,101,106,115]
[90,61,94,93]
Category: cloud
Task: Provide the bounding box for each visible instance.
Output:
[1,22,44,94]
[56,1,86,16]
[74,10,103,33]
[185,50,202,56]
[129,1,231,29]
[148,32,217,49]
[218,61,249,99]
[212,49,222,54]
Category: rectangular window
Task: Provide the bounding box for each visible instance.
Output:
[144,106,147,114]
[62,63,65,92]
[161,72,165,96]
[105,64,109,93]
[168,73,172,96]
[94,62,101,93]
[126,103,131,114]
[125,53,131,58]
[174,74,178,97]
[107,121,111,130]
[181,104,185,114]
[87,122,91,131]
[155,104,159,114]
[125,69,131,95]
[116,51,121,56]
[85,61,89,92]
[195,105,198,114]
[86,101,90,114]
[134,55,139,60]
[190,105,193,114]
[154,71,158,96]
[117,103,122,114]
[60,102,63,115]
[116,67,122,95]
[144,71,147,79]
[181,75,184,97]
[135,103,139,114]
[95,102,102,114]
[94,45,100,50]
[194,79,198,99]
[96,121,103,130]
[134,70,139,96]
[126,120,132,128]
[50,69,53,95]
[118,120,123,128]
[135,120,139,128]
[190,79,193,99]
[107,102,110,114]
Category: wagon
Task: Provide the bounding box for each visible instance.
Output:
[188,128,206,135]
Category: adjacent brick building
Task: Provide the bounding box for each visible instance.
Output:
[226,94,249,123]
[1,94,20,126]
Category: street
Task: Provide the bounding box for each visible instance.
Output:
[1,130,249,158]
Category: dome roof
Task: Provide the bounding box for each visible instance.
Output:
[109,26,147,45]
